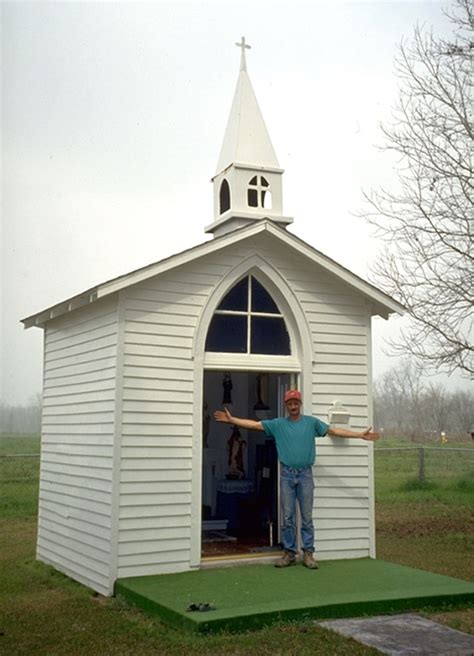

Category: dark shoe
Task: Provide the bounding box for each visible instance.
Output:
[186,602,215,612]
[302,551,319,569]
[274,551,296,568]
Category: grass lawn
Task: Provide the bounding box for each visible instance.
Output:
[0,434,40,518]
[0,434,473,654]
[374,439,474,634]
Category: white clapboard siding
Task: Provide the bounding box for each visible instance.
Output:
[112,233,375,577]
[316,548,370,560]
[314,487,368,499]
[43,389,116,405]
[120,458,192,470]
[37,542,111,593]
[118,547,191,568]
[121,480,192,495]
[119,504,190,520]
[316,496,369,508]
[116,252,245,575]
[123,387,193,402]
[120,516,191,533]
[120,492,192,507]
[43,369,116,390]
[315,510,370,522]
[315,455,368,467]
[40,488,111,518]
[122,366,192,382]
[43,365,116,388]
[121,468,192,482]
[37,297,118,596]
[317,538,370,551]
[40,507,111,540]
[44,333,118,362]
[119,528,191,547]
[122,448,191,464]
[41,461,112,482]
[41,468,113,494]
[117,560,190,579]
[121,426,191,438]
[314,518,369,529]
[264,236,372,560]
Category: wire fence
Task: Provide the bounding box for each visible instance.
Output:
[1,447,473,518]
[0,454,40,517]
[374,446,474,494]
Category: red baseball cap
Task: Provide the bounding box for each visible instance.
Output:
[284,390,302,403]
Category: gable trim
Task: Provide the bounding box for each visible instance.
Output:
[21,221,404,328]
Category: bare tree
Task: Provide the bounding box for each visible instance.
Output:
[374,363,474,438]
[423,382,453,433]
[373,359,425,438]
[450,388,474,433]
[0,395,42,434]
[364,0,473,376]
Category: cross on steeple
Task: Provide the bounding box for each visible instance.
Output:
[235,36,251,72]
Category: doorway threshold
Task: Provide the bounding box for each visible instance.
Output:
[201,551,283,569]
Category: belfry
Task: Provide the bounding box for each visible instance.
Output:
[206,37,293,237]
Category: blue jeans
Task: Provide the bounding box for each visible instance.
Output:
[280,465,315,554]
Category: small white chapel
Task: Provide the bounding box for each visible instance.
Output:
[22,39,404,596]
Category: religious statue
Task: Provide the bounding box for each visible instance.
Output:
[222,374,233,404]
[253,373,269,411]
[227,426,246,480]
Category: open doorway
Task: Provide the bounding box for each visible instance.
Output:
[201,371,294,559]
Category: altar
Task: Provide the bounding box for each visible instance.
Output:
[215,479,255,535]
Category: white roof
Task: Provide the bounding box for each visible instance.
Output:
[215,66,280,174]
[22,220,404,328]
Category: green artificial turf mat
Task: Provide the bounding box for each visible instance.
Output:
[115,558,474,633]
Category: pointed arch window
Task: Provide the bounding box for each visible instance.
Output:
[219,179,231,214]
[205,276,290,355]
[248,176,272,210]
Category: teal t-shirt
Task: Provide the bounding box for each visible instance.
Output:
[261,415,329,467]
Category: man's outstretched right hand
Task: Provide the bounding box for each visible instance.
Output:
[213,407,234,424]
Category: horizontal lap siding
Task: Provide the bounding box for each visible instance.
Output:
[308,280,371,554]
[116,234,373,571]
[39,298,118,595]
[117,253,245,578]
[257,236,372,559]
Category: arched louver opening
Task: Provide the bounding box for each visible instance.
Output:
[247,176,272,209]
[205,275,290,355]
[219,179,231,214]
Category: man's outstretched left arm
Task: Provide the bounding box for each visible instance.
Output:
[327,427,380,441]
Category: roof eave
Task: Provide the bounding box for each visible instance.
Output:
[264,223,406,317]
[20,223,268,329]
[21,289,100,329]
[22,219,404,328]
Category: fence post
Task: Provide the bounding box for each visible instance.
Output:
[418,447,426,485]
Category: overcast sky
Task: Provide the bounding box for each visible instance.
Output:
[2,0,470,406]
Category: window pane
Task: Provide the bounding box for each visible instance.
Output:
[251,277,280,313]
[219,179,230,214]
[251,317,290,355]
[205,315,247,353]
[261,177,269,187]
[261,190,272,209]
[249,176,258,185]
[247,188,258,207]
[217,277,248,311]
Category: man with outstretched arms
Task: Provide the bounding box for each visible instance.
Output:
[214,389,380,569]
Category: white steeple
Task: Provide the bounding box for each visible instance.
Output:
[206,38,293,238]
